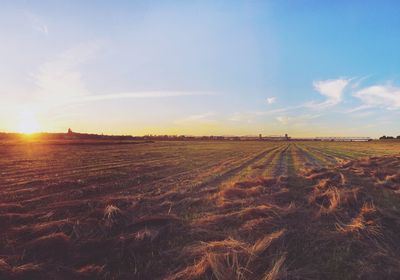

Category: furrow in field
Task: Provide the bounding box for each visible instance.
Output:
[291,143,312,172]
[1,145,252,188]
[292,144,325,170]
[144,145,286,220]
[313,146,371,160]
[1,153,184,180]
[3,146,277,206]
[2,156,241,203]
[286,144,296,176]
[2,163,167,189]
[299,145,342,165]
[311,146,354,160]
[1,145,283,239]
[182,145,284,192]
[142,147,280,190]
[258,144,289,177]
[219,144,286,183]
[271,144,291,177]
[247,144,288,179]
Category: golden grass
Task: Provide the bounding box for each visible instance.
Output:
[336,202,382,238]
[1,142,400,279]
[169,230,286,280]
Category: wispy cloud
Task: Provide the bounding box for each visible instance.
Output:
[227,104,306,123]
[32,42,213,107]
[349,75,372,89]
[174,112,215,124]
[255,104,306,115]
[276,114,320,125]
[78,91,214,102]
[25,12,48,34]
[229,78,354,126]
[345,105,373,114]
[309,78,351,109]
[266,97,276,104]
[228,112,254,123]
[276,116,290,125]
[33,41,100,104]
[354,84,400,110]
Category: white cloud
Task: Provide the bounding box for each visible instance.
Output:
[276,116,290,125]
[77,91,214,102]
[310,78,350,109]
[227,104,307,124]
[266,97,276,104]
[228,78,353,126]
[255,105,305,115]
[345,105,372,114]
[349,75,371,89]
[29,42,214,113]
[228,112,254,123]
[34,23,48,34]
[33,42,100,105]
[276,114,320,126]
[354,84,400,109]
[26,12,48,34]
[174,112,215,124]
[185,112,215,121]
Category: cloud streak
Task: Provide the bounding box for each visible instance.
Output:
[77,91,215,102]
[174,112,215,124]
[276,114,321,125]
[354,84,400,109]
[30,42,213,108]
[33,42,100,105]
[26,12,48,34]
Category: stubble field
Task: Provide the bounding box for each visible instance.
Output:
[1,140,400,280]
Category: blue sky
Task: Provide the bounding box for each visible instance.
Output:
[1,0,400,137]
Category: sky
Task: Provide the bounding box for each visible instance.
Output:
[1,0,400,137]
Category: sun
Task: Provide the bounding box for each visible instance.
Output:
[17,112,40,134]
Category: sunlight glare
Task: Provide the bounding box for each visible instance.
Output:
[17,112,40,134]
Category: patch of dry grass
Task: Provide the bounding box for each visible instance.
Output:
[2,142,400,279]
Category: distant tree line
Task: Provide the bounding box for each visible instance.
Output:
[0,131,136,141]
[379,135,400,140]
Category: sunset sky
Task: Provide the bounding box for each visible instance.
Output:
[1,0,400,137]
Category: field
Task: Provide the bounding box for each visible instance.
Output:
[1,140,400,279]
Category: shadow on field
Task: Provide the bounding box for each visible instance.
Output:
[1,156,400,279]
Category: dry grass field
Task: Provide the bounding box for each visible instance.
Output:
[1,140,400,279]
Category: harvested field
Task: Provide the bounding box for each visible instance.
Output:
[1,141,400,279]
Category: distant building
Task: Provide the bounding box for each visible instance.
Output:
[315,137,371,142]
[65,128,77,139]
[262,135,290,141]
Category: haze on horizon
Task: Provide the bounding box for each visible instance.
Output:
[1,0,400,137]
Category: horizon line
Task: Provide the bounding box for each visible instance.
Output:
[0,130,380,139]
